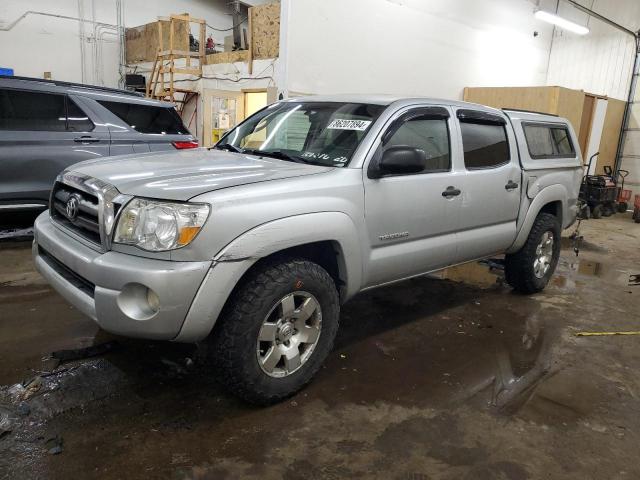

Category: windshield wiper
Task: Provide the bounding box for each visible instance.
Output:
[245,149,316,165]
[212,143,244,153]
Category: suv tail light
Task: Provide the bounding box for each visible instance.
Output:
[172,140,199,150]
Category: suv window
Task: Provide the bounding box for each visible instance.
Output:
[523,123,575,158]
[0,89,67,131]
[98,100,189,135]
[460,120,510,169]
[66,98,95,132]
[385,115,450,172]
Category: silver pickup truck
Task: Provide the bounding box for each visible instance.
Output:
[33,95,583,403]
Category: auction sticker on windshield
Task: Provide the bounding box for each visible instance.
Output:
[327,119,372,131]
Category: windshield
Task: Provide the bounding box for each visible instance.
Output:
[215,102,385,167]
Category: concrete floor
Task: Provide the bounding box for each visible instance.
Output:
[1,213,639,479]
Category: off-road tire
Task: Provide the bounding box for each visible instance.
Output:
[206,257,340,405]
[505,213,561,294]
[591,205,603,219]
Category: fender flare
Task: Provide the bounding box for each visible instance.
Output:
[215,211,364,299]
[506,184,567,254]
[175,212,363,343]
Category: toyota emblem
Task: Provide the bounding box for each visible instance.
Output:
[65,195,80,220]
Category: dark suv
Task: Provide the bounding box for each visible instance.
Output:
[0,76,197,212]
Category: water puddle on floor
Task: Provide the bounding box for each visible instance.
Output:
[438,260,504,289]
[565,259,637,287]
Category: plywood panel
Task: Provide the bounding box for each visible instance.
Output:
[596,98,626,175]
[250,2,280,60]
[463,86,558,114]
[205,50,250,64]
[554,87,585,136]
[126,19,189,64]
[578,95,595,156]
[464,86,588,149]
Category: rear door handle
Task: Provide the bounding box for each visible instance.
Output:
[74,136,100,143]
[505,180,519,191]
[442,186,461,198]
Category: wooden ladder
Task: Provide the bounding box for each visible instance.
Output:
[146,14,205,106]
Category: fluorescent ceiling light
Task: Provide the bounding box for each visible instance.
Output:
[535,10,590,35]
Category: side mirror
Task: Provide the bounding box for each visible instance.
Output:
[371,146,427,178]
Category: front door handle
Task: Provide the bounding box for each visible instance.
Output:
[442,186,461,198]
[74,136,100,143]
[505,180,519,191]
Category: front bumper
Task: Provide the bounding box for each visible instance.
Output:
[33,212,213,340]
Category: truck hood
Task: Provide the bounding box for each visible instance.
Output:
[70,149,334,201]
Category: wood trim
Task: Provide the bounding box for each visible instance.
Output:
[247,10,254,75]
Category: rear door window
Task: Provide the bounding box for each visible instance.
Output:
[0,88,67,131]
[458,110,510,169]
[98,100,189,135]
[523,123,575,158]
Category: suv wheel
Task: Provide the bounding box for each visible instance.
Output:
[505,213,561,294]
[206,258,340,404]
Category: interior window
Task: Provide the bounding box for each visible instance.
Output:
[98,100,189,135]
[66,98,94,132]
[216,102,384,167]
[385,116,450,172]
[460,121,510,169]
[0,89,67,131]
[242,109,312,150]
[551,127,574,155]
[524,124,575,158]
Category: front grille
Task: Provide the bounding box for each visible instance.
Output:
[38,246,95,298]
[50,182,113,245]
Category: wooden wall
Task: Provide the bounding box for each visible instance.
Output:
[250,2,280,60]
[464,85,626,173]
[463,86,583,134]
[554,87,585,139]
[125,19,189,63]
[596,98,626,175]
[205,51,249,65]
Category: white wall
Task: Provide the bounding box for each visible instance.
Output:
[545,0,640,100]
[0,0,237,87]
[282,0,555,100]
[622,75,640,198]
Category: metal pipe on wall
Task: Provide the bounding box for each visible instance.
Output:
[78,0,86,83]
[0,10,117,31]
[0,8,121,86]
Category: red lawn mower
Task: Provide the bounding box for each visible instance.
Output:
[579,152,631,219]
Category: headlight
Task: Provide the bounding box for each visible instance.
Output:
[113,198,210,251]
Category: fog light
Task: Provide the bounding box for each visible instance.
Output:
[147,288,160,313]
[117,283,160,321]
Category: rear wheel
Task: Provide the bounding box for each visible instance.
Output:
[206,257,340,404]
[591,205,603,219]
[505,213,561,294]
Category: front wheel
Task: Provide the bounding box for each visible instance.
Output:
[505,213,561,294]
[206,257,340,404]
